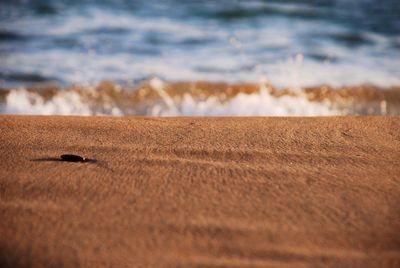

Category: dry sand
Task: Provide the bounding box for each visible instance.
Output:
[0,116,399,267]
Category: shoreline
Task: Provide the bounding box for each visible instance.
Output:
[1,81,400,116]
[1,115,400,267]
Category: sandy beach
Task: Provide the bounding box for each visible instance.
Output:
[0,116,399,267]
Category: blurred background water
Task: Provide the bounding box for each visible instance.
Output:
[1,0,399,88]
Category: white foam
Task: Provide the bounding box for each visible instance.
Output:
[1,88,122,116]
[151,89,337,116]
[148,78,337,116]
[147,78,332,116]
[1,85,337,116]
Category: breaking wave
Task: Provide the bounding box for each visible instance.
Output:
[1,79,399,116]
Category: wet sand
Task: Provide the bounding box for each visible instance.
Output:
[0,116,399,267]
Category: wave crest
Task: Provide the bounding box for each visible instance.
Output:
[1,80,399,116]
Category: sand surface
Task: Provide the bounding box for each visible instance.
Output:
[0,116,399,267]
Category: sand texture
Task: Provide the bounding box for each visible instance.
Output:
[0,116,399,267]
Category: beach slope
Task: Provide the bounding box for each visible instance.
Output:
[0,116,399,267]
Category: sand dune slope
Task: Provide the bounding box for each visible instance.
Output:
[0,116,399,267]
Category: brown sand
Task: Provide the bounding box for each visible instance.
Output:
[0,116,399,267]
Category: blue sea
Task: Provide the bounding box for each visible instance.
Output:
[0,0,399,115]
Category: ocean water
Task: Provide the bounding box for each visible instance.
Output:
[1,0,399,116]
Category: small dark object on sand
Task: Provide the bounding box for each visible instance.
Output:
[32,155,97,164]
[60,154,86,162]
